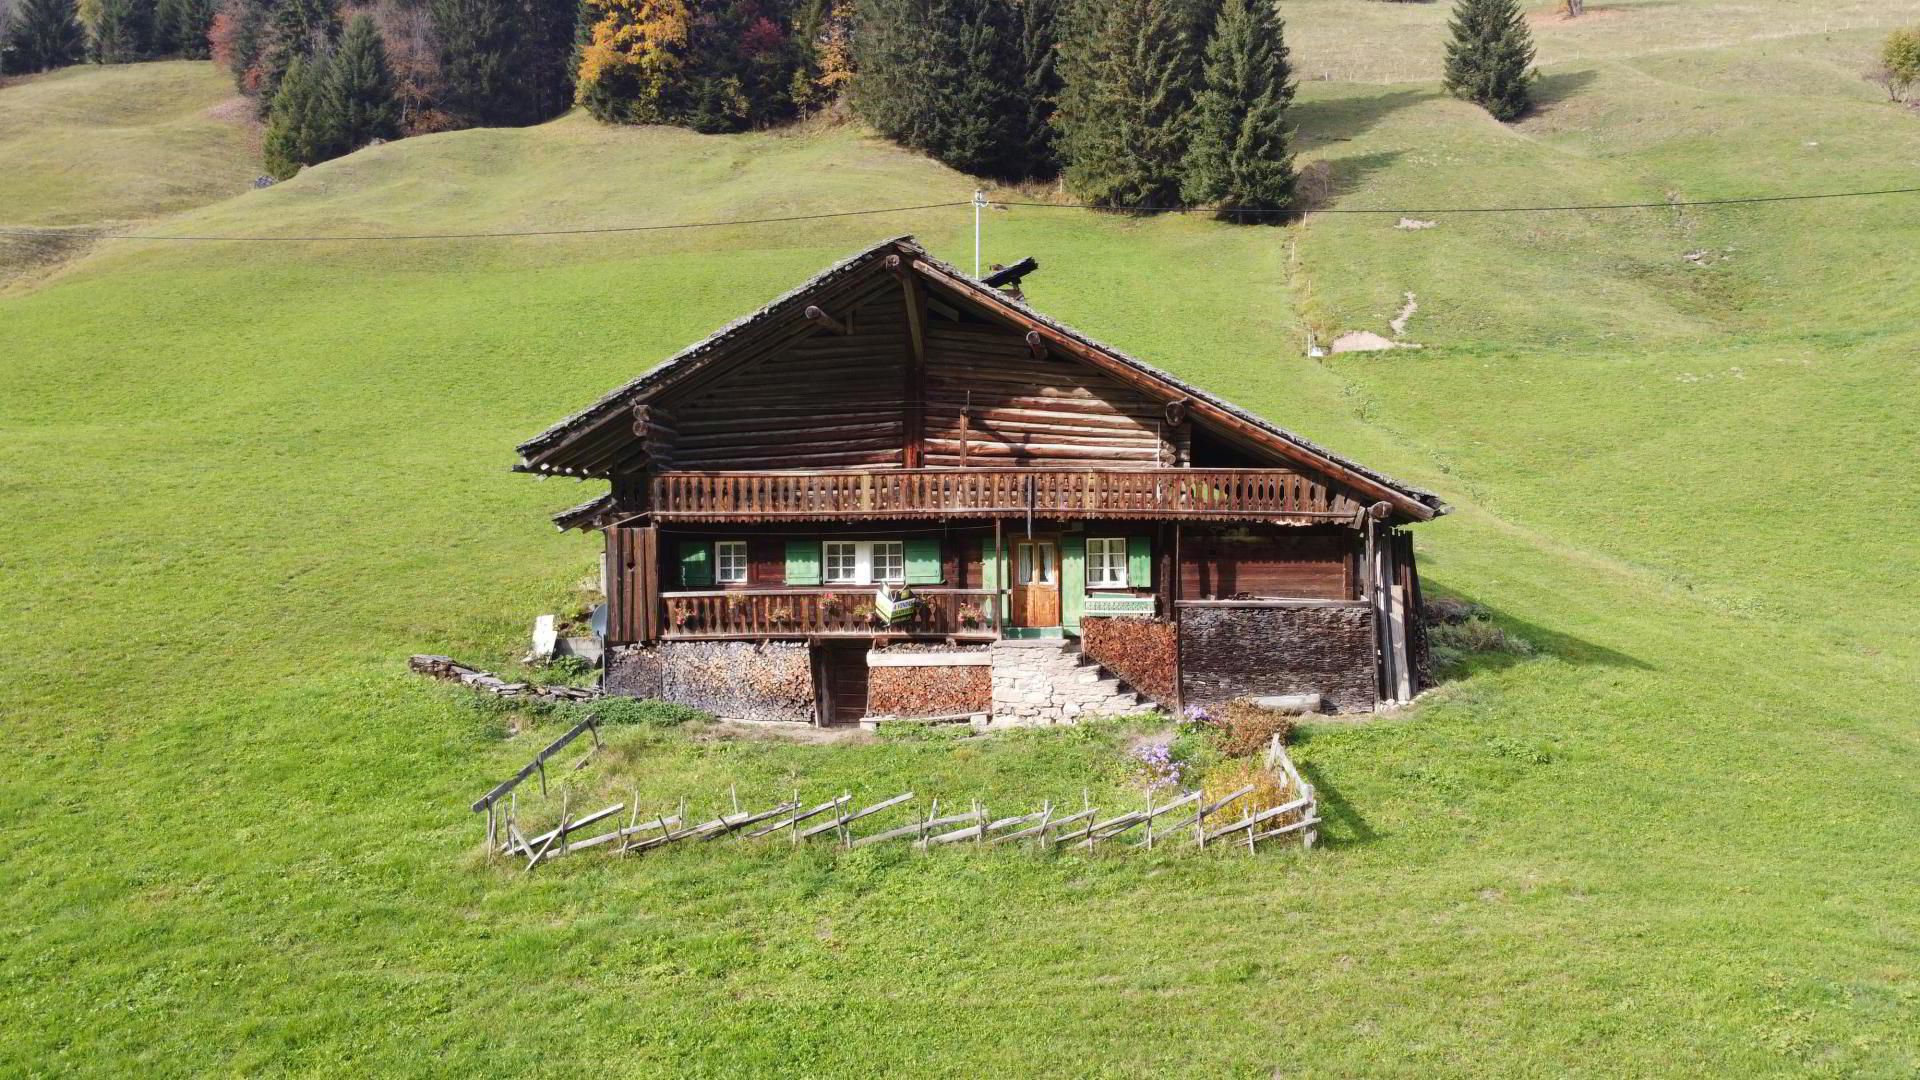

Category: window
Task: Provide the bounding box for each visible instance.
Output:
[824,541,860,584]
[715,541,748,583]
[1087,537,1129,588]
[821,541,903,585]
[871,541,904,583]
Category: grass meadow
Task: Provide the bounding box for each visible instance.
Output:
[3,3,1919,1074]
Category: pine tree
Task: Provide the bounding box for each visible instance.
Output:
[1181,0,1293,223]
[6,0,86,70]
[262,49,332,177]
[258,0,340,112]
[850,0,1049,179]
[153,0,214,56]
[1011,0,1062,177]
[323,13,397,149]
[1056,0,1204,209]
[434,0,572,126]
[91,0,154,61]
[1442,0,1533,121]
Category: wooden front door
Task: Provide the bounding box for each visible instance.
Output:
[1010,537,1060,627]
[816,642,870,726]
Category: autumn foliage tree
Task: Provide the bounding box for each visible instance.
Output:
[577,0,810,131]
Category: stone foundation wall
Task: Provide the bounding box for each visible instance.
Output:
[606,641,814,722]
[1179,603,1378,713]
[989,639,1144,726]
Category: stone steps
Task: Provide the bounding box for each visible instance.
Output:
[988,637,1152,725]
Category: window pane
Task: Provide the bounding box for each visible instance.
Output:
[716,541,747,583]
[1089,537,1127,587]
[873,542,904,583]
[1017,543,1033,583]
[1038,543,1055,583]
[824,541,858,583]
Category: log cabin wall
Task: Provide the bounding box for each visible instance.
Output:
[663,284,911,471]
[1178,525,1357,601]
[922,319,1174,467]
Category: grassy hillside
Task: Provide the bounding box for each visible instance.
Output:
[4,15,1920,1075]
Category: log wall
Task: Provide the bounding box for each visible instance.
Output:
[923,320,1171,467]
[1179,526,1355,601]
[666,286,911,470]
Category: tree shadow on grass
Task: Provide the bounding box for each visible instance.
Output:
[1292,88,1433,152]
[1528,67,1602,114]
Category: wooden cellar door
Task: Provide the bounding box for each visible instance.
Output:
[816,642,871,726]
[1010,537,1060,628]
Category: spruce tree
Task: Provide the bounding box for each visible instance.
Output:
[1442,0,1533,121]
[1056,0,1204,209]
[262,49,332,178]
[6,0,86,70]
[432,0,571,126]
[323,14,397,149]
[91,0,153,61]
[1182,0,1293,223]
[153,0,213,56]
[1011,0,1061,177]
[258,0,340,113]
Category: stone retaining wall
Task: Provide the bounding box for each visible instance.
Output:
[988,639,1145,726]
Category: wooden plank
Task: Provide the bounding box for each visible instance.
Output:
[800,791,916,841]
[504,802,624,855]
[471,717,600,812]
[744,795,849,839]
[1157,784,1254,834]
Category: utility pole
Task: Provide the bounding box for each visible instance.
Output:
[972,189,988,277]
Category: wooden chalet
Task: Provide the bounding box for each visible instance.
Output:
[516,237,1448,726]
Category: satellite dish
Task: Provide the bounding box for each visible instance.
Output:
[590,602,608,639]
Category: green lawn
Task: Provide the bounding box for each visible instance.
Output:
[4,14,1920,1073]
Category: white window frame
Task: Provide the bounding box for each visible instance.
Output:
[823,541,861,584]
[714,541,748,584]
[870,541,905,584]
[1087,537,1129,588]
[821,540,904,585]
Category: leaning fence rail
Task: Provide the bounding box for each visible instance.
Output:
[471,732,1317,870]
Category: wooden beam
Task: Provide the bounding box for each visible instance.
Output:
[901,273,929,468]
[804,305,850,335]
[909,260,1436,521]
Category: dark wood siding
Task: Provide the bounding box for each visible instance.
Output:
[605,525,659,643]
[1179,527,1354,601]
[923,320,1171,467]
[666,288,911,470]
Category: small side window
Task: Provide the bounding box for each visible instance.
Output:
[1087,537,1129,588]
[715,541,748,583]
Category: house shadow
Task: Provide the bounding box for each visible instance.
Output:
[1279,588,1648,851]
[1292,88,1432,152]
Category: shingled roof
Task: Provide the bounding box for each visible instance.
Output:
[517,236,1448,522]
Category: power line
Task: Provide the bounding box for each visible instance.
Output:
[1000,185,1920,215]
[1,185,1915,243]
[0,201,972,242]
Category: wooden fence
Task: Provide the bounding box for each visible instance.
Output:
[471,729,1316,871]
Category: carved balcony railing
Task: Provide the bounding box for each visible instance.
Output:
[660,588,1001,640]
[650,468,1359,523]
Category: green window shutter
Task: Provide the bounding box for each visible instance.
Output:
[979,538,1007,620]
[1061,535,1086,633]
[677,541,713,586]
[1127,535,1153,588]
[783,540,821,585]
[904,538,943,584]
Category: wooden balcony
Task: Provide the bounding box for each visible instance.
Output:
[650,468,1361,523]
[660,588,1001,640]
